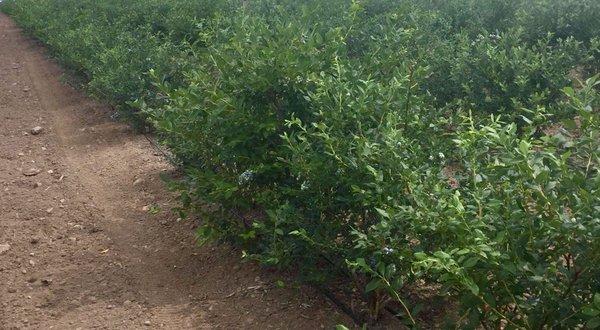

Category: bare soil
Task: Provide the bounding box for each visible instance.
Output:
[0,13,350,329]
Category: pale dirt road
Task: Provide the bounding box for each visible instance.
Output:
[0,12,348,329]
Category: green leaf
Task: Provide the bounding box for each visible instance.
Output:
[365,278,382,293]
[518,140,530,155]
[465,279,479,296]
[375,207,390,219]
[463,257,479,268]
[588,317,600,329]
[483,291,497,308]
[582,307,600,317]
[563,86,575,97]
[353,258,370,271]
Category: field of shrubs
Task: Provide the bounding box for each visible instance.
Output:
[2,0,599,327]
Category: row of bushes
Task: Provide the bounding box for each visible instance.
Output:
[3,0,599,327]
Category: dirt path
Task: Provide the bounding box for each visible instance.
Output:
[0,13,348,329]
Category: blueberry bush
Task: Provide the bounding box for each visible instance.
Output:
[3,0,599,327]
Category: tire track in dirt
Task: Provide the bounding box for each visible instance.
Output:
[0,12,348,329]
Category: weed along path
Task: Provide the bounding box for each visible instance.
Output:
[0,13,348,329]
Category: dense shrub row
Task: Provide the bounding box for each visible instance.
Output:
[3,0,599,327]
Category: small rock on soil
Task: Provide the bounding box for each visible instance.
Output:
[31,126,43,135]
[0,243,10,254]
